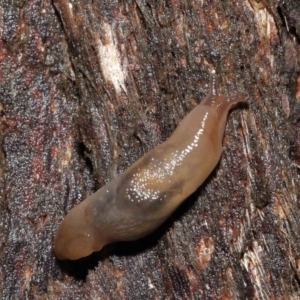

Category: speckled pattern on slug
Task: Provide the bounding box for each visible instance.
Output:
[126,112,208,203]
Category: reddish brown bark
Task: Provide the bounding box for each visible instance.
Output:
[0,0,300,299]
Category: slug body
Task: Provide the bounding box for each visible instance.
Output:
[54,72,248,260]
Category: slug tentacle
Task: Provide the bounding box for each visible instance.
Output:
[209,69,218,96]
[54,71,248,260]
[203,71,248,113]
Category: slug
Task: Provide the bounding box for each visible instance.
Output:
[54,71,248,260]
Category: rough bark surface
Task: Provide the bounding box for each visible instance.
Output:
[0,0,300,299]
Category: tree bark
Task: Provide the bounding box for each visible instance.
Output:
[0,0,300,299]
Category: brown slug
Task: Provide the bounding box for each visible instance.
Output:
[54,71,248,260]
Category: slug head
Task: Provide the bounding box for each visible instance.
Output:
[54,202,104,260]
[202,70,248,113]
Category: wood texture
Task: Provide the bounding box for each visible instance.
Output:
[0,0,299,299]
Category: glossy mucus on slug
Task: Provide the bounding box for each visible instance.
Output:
[54,71,248,260]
